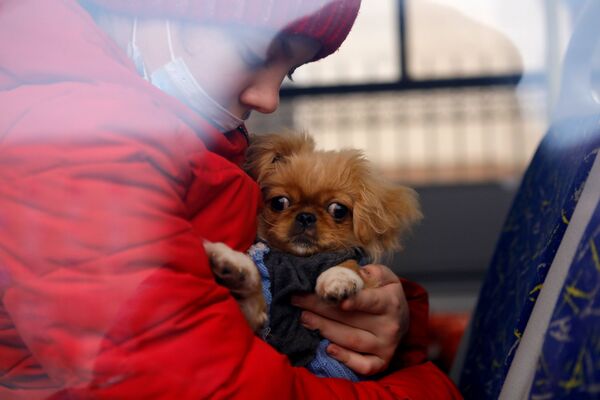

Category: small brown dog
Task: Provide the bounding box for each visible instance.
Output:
[204,132,422,331]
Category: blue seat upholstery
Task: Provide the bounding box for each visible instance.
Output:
[529,193,600,398]
[456,2,600,397]
[456,119,600,399]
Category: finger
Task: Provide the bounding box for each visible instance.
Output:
[326,344,388,376]
[341,282,404,314]
[293,295,388,330]
[358,264,400,288]
[300,311,380,355]
[291,293,339,315]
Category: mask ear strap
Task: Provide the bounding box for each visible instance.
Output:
[166,20,176,61]
[132,17,139,47]
[128,17,149,80]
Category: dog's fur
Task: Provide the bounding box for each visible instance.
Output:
[205,132,422,331]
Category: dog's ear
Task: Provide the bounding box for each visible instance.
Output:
[351,161,423,261]
[244,132,315,183]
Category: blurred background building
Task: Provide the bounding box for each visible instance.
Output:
[247,1,584,357]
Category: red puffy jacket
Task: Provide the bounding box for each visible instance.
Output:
[0,1,462,398]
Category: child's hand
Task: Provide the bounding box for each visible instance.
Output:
[291,264,409,376]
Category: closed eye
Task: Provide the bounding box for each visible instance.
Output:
[287,67,297,81]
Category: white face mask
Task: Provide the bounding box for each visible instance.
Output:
[128,20,245,133]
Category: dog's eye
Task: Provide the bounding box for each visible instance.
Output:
[327,203,348,220]
[271,196,290,212]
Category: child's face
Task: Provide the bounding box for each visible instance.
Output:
[172,24,320,120]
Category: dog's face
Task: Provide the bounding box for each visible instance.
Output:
[244,133,422,260]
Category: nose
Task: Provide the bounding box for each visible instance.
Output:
[296,212,317,228]
[239,77,281,114]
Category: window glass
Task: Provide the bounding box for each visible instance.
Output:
[287,0,400,86]
[249,0,554,184]
[407,0,545,78]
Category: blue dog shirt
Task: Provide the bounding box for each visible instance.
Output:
[249,242,362,381]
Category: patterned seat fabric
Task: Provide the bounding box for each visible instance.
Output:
[458,118,600,399]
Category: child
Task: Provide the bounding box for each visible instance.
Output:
[0,0,461,398]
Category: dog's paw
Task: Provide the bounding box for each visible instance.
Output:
[240,293,268,332]
[316,266,364,302]
[203,242,260,297]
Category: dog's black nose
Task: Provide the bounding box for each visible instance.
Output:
[296,212,317,227]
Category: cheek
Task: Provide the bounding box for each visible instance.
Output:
[185,49,251,108]
[258,210,293,238]
[316,214,356,244]
[199,66,249,106]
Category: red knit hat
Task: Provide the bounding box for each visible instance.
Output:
[86,0,361,62]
